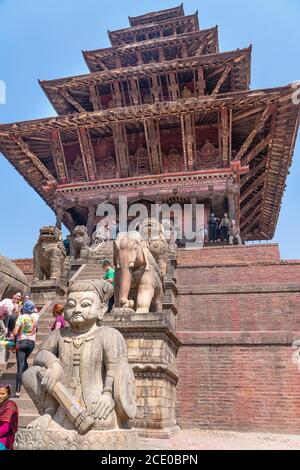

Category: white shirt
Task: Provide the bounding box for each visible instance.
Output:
[16,313,39,342]
[0,298,15,316]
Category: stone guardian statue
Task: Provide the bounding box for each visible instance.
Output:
[16,279,137,449]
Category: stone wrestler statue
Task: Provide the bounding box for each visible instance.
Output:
[22,279,136,435]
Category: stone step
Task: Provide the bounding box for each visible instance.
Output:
[0,301,56,427]
[4,359,35,374]
[37,324,53,331]
[78,275,103,280]
[38,325,54,335]
[79,267,104,273]
[15,398,38,413]
[75,264,104,281]
[19,413,38,429]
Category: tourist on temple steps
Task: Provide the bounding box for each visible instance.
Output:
[0,385,18,450]
[51,304,66,331]
[229,220,243,246]
[219,213,231,242]
[208,213,219,242]
[95,221,111,242]
[102,259,115,312]
[63,235,71,256]
[21,294,38,313]
[13,300,39,398]
[110,220,119,240]
[0,293,22,340]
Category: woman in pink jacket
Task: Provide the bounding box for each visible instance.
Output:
[0,385,18,450]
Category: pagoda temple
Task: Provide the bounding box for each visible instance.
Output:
[1,4,299,241]
[2,5,300,439]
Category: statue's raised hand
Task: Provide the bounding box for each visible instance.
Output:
[92,392,115,420]
[40,362,64,394]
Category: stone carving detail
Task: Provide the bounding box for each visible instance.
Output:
[195,140,219,169]
[129,154,136,176]
[161,219,177,259]
[166,146,182,173]
[181,85,193,99]
[70,226,90,260]
[22,279,137,438]
[142,92,152,104]
[68,155,86,182]
[113,219,169,313]
[15,429,140,451]
[103,153,117,179]
[33,226,66,282]
[134,146,150,175]
[0,255,29,300]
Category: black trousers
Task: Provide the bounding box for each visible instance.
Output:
[220,226,229,241]
[108,295,114,313]
[209,225,218,242]
[3,314,17,336]
[16,340,35,392]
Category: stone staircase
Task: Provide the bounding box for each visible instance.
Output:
[0,250,114,429]
[0,301,55,428]
[69,262,105,283]
[87,240,114,264]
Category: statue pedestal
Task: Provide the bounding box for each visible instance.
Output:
[162,257,178,328]
[15,428,140,450]
[104,310,181,438]
[0,344,9,378]
[30,279,67,306]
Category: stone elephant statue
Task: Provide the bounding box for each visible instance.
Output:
[0,254,29,300]
[113,231,163,314]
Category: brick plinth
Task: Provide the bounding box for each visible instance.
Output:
[103,310,180,438]
[176,244,300,434]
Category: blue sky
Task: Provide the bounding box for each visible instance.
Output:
[0,0,299,259]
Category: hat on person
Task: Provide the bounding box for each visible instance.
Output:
[23,300,35,313]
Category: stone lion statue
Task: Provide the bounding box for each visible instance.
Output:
[139,218,169,281]
[70,225,90,260]
[33,226,66,282]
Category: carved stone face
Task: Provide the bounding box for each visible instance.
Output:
[39,226,61,244]
[64,290,100,329]
[74,226,86,237]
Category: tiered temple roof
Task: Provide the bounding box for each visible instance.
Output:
[128,5,185,27]
[0,5,299,240]
[83,28,219,72]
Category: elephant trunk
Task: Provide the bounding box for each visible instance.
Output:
[118,267,132,308]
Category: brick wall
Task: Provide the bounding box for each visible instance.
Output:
[176,336,300,433]
[178,244,281,266]
[175,244,300,433]
[177,263,300,286]
[12,258,33,282]
[177,291,300,332]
